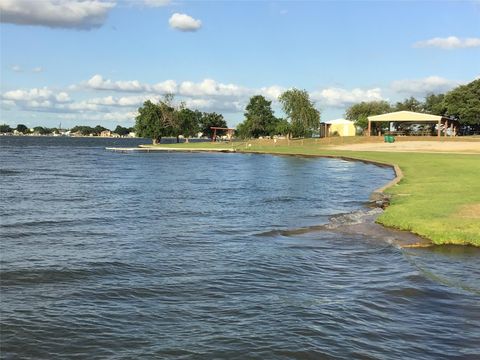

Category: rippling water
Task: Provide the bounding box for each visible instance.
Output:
[1,136,479,359]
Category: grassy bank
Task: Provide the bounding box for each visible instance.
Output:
[144,138,480,246]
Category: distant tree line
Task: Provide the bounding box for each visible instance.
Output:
[135,94,227,144]
[346,79,480,134]
[0,124,134,136]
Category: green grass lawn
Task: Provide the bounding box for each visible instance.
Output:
[147,138,480,246]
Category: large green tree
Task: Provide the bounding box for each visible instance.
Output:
[33,126,51,135]
[71,125,95,135]
[16,124,29,134]
[345,100,391,130]
[199,112,227,139]
[237,95,279,138]
[0,124,13,133]
[278,89,320,137]
[443,79,480,126]
[177,108,202,141]
[94,125,108,135]
[114,125,130,136]
[424,93,447,115]
[135,96,176,144]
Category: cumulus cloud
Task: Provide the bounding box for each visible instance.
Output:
[1,88,73,113]
[259,85,285,101]
[414,36,480,49]
[0,0,115,30]
[82,75,252,98]
[87,94,159,107]
[32,66,43,73]
[86,74,147,92]
[169,13,202,31]
[11,65,22,72]
[311,87,383,107]
[391,76,461,95]
[178,79,250,97]
[3,87,71,103]
[183,98,244,113]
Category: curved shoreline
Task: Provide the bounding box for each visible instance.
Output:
[112,145,428,247]
[237,150,432,248]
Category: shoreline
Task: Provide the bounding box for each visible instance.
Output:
[128,140,480,246]
[107,144,434,248]
[235,150,432,248]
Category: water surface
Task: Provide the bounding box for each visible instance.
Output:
[1,136,479,359]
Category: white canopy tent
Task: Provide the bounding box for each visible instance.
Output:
[367,111,457,137]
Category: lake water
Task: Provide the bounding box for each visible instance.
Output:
[1,136,479,359]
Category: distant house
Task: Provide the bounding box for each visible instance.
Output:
[320,119,356,137]
[100,130,112,137]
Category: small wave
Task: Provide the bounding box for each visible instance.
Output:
[257,208,383,237]
[0,169,22,176]
[0,261,150,286]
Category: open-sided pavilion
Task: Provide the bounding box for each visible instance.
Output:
[367,110,458,137]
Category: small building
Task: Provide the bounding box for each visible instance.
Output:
[320,119,356,137]
[100,130,112,137]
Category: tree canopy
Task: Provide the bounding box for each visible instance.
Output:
[114,125,130,136]
[443,79,480,126]
[199,112,227,139]
[236,95,280,138]
[279,89,320,137]
[0,124,13,133]
[16,124,29,134]
[345,100,391,130]
[135,95,227,143]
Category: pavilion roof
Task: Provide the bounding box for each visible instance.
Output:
[367,110,449,122]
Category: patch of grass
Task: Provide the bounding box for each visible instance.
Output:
[151,138,480,246]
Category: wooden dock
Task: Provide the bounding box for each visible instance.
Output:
[105,146,236,153]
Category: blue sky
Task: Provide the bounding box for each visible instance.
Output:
[1,0,479,129]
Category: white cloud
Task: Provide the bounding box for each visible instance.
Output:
[391,76,461,95]
[3,87,71,103]
[32,66,43,73]
[143,0,171,7]
[11,65,22,72]
[183,98,244,113]
[151,80,177,93]
[259,85,285,101]
[86,74,146,92]
[64,110,138,122]
[0,0,115,30]
[82,75,251,98]
[414,36,480,49]
[87,94,159,107]
[178,79,249,97]
[169,13,202,32]
[311,87,383,107]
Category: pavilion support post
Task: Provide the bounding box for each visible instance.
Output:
[367,120,371,136]
[437,119,441,137]
[445,120,449,137]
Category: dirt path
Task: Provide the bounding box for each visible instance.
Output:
[332,141,480,154]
